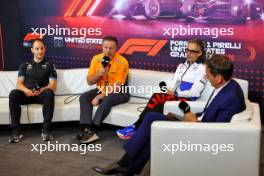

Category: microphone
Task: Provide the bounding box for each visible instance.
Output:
[179,101,191,113]
[102,56,110,68]
[159,81,167,93]
[32,82,42,92]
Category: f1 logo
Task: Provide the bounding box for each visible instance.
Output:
[23,32,44,47]
[118,39,168,56]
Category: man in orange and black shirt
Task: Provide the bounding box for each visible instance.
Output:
[77,36,130,143]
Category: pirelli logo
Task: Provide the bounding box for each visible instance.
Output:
[118,39,168,56]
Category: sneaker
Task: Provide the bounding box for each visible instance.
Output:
[41,128,54,141]
[118,134,134,140]
[75,131,84,141]
[79,132,100,144]
[8,134,23,143]
[116,125,136,140]
[75,128,90,141]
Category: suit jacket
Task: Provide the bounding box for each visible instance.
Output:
[199,79,246,122]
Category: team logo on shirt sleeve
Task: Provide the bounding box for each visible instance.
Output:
[26,64,33,70]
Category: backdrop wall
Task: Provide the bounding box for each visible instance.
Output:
[1,0,264,107]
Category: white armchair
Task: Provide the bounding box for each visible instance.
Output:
[150,78,261,176]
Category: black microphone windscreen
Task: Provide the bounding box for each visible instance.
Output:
[102,56,110,67]
[179,101,191,113]
[159,81,167,92]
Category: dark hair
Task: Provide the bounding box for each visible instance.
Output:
[102,36,118,46]
[188,39,206,63]
[206,54,234,81]
[31,38,46,48]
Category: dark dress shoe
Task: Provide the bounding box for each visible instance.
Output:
[114,173,135,176]
[92,162,129,175]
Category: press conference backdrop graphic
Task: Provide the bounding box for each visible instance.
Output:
[18,0,264,99]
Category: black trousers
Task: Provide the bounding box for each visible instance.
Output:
[79,88,130,127]
[9,89,55,133]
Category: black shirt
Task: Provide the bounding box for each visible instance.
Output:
[18,59,57,89]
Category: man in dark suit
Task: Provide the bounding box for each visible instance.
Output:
[92,54,246,175]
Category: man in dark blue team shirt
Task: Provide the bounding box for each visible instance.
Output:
[8,39,57,143]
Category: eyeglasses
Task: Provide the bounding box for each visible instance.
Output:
[185,48,201,54]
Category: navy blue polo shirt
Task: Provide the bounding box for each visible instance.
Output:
[18,59,57,89]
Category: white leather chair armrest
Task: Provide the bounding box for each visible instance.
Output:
[151,103,261,176]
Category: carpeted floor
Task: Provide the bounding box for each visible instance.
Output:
[0,122,149,176]
[1,122,263,176]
